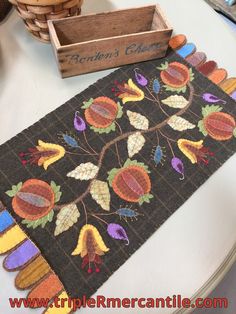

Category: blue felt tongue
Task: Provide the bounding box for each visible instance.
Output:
[176,43,196,59]
[0,210,14,233]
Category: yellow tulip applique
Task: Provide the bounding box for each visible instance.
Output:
[20,140,65,170]
[72,224,109,274]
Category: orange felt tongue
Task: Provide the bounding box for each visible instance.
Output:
[27,273,63,308]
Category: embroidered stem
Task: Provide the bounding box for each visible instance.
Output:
[54,83,194,211]
[156,131,160,146]
[167,139,175,158]
[159,130,176,143]
[66,151,97,157]
[189,109,201,119]
[159,102,169,117]
[146,86,169,117]
[115,143,122,168]
[77,145,96,155]
[90,212,114,216]
[90,214,108,225]
[146,86,157,101]
[115,121,123,135]
[83,131,98,155]
[145,96,156,102]
[81,200,88,225]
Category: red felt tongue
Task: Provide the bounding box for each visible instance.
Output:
[197,61,218,76]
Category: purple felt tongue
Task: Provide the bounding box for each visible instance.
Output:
[3,239,39,271]
[231,91,236,100]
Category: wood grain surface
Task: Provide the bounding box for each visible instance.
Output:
[49,5,173,77]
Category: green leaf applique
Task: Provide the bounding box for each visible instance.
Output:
[50,181,62,203]
[91,123,116,134]
[116,102,123,119]
[81,98,93,109]
[5,182,22,197]
[201,105,222,118]
[163,85,187,94]
[107,168,120,187]
[156,61,169,71]
[22,210,54,229]
[198,120,208,136]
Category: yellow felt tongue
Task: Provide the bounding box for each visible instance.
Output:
[0,225,26,254]
[43,291,73,314]
[220,78,236,95]
[15,255,51,289]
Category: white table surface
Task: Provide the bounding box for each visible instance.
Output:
[0,0,236,313]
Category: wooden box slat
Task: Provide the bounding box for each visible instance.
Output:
[48,5,173,78]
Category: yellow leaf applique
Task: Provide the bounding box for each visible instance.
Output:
[67,162,99,180]
[54,204,80,236]
[168,115,195,131]
[162,95,189,109]
[90,180,110,211]
[127,132,145,158]
[127,111,149,130]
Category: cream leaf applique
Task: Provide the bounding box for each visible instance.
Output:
[54,204,80,236]
[161,95,189,109]
[168,115,195,131]
[90,180,110,211]
[127,110,149,130]
[67,162,99,180]
[127,132,145,158]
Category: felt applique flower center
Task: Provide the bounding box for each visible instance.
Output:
[112,79,144,104]
[72,224,109,274]
[20,140,65,170]
[178,139,214,165]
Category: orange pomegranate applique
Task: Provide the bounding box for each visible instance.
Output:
[108,159,153,205]
[82,97,123,134]
[157,61,194,93]
[5,179,62,229]
[198,105,236,141]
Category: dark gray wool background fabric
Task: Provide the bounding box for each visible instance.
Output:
[0,51,235,298]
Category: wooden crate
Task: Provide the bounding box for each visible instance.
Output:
[48,5,173,78]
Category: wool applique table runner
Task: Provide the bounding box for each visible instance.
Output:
[0,50,236,313]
